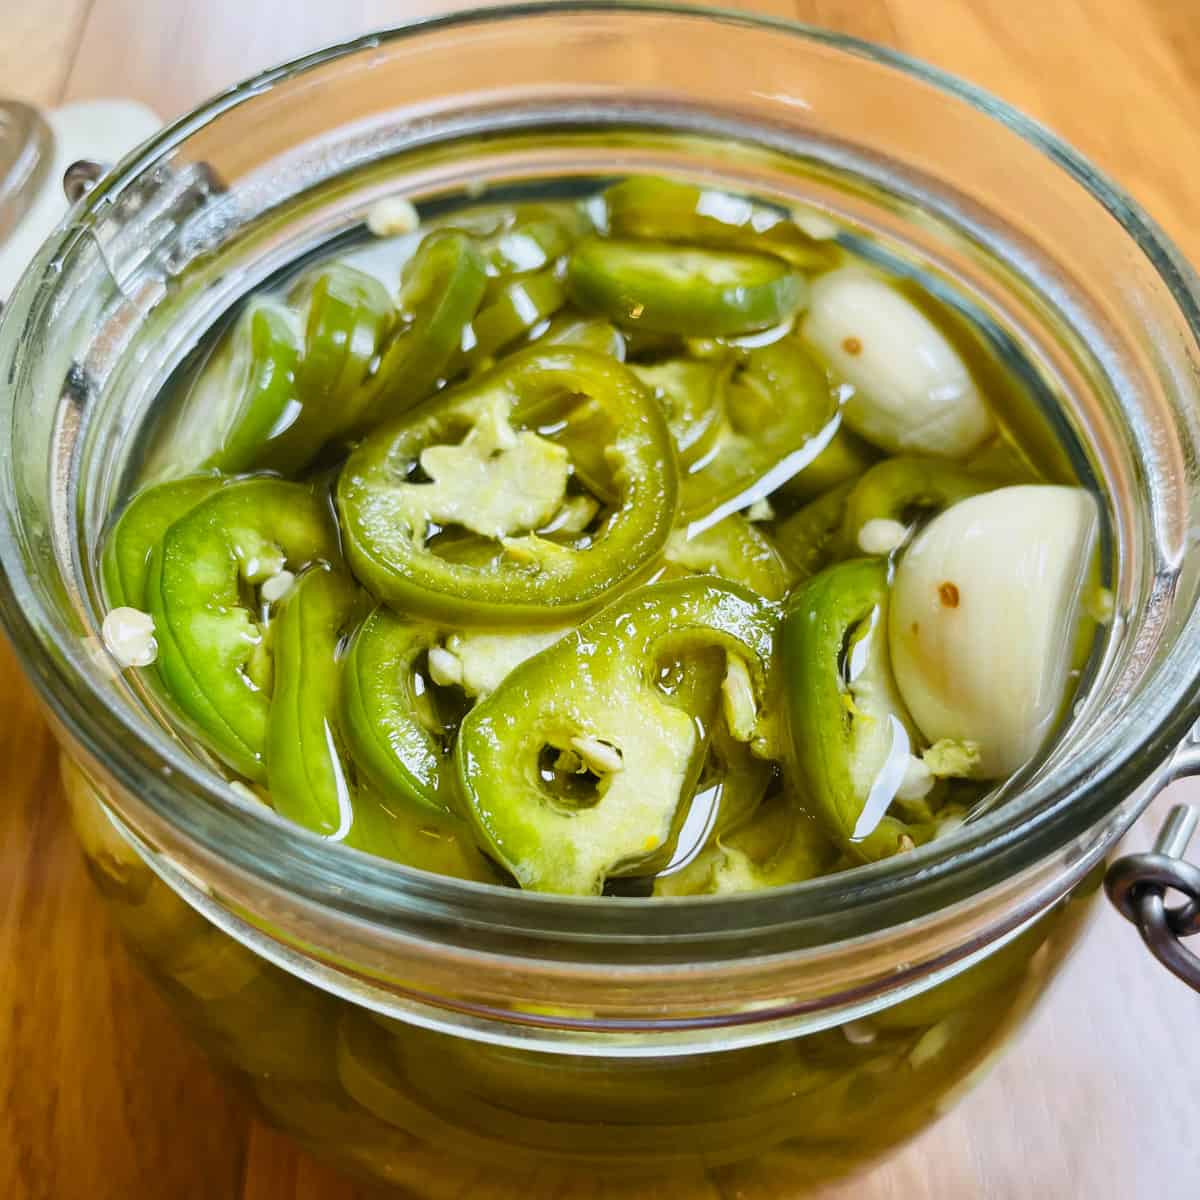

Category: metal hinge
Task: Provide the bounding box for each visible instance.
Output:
[1106,804,1200,991]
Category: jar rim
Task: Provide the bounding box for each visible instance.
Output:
[1,1,1197,965]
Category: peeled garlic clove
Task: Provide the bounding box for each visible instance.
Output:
[802,268,994,458]
[888,485,1099,779]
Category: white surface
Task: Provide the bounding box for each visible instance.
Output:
[0,98,160,299]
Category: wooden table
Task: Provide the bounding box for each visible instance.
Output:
[2,2,1199,1197]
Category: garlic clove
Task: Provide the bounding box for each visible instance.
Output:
[888,485,1099,779]
[802,268,994,458]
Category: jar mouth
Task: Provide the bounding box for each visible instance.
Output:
[2,1,1199,963]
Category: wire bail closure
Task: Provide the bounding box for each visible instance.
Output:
[1106,804,1200,991]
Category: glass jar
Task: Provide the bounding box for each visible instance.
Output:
[3,5,1200,1195]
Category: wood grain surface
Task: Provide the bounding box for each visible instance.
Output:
[2,3,1199,1198]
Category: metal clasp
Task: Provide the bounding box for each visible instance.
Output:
[62,159,106,204]
[1106,803,1200,991]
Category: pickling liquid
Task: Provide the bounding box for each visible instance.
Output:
[83,162,1110,1195]
[107,171,1106,898]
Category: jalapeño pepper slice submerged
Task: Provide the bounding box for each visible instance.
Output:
[604,176,838,270]
[531,313,626,360]
[477,211,577,276]
[439,200,590,275]
[630,358,728,473]
[772,481,856,582]
[777,427,880,505]
[567,236,806,337]
[681,337,838,526]
[338,787,500,882]
[655,787,837,897]
[150,301,303,480]
[288,263,394,448]
[446,267,567,376]
[780,558,932,861]
[652,722,775,894]
[340,609,455,816]
[102,475,222,609]
[558,355,727,500]
[337,345,679,625]
[147,478,341,781]
[835,456,993,557]
[665,514,790,600]
[266,566,359,835]
[358,230,488,425]
[208,302,307,474]
[151,270,396,481]
[706,725,777,839]
[456,578,777,895]
[840,456,991,537]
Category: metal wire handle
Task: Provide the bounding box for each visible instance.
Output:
[1106,804,1200,991]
